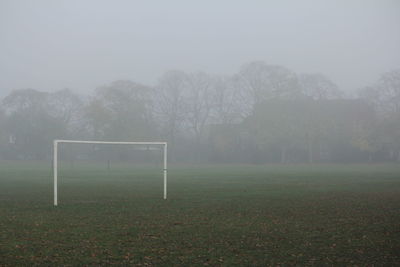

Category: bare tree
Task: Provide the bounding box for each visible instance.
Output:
[2,89,65,159]
[378,70,400,114]
[359,69,400,116]
[153,71,188,146]
[2,88,49,113]
[184,72,215,145]
[211,76,244,124]
[49,89,84,137]
[85,80,154,140]
[235,61,300,116]
[298,73,342,100]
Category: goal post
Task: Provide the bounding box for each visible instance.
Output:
[53,140,168,206]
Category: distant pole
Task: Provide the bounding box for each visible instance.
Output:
[53,141,58,206]
[163,143,167,199]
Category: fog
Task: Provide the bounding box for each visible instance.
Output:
[0,1,400,163]
[1,0,399,95]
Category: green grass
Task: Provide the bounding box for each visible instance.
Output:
[0,161,400,266]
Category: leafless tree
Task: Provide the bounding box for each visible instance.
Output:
[298,73,342,100]
[235,61,300,116]
[210,76,245,124]
[153,70,188,145]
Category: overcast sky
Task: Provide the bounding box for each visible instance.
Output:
[0,0,399,97]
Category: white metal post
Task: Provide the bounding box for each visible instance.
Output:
[163,143,167,199]
[53,140,58,206]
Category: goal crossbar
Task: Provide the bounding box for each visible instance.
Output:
[53,139,167,206]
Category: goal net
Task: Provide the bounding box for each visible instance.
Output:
[53,140,167,206]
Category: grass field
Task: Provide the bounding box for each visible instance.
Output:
[0,161,400,266]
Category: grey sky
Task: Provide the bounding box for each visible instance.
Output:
[1,0,399,96]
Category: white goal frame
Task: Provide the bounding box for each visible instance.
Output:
[53,140,167,206]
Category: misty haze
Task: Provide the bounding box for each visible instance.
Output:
[0,0,399,266]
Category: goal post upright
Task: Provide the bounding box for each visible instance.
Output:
[53,139,167,206]
[53,140,58,206]
[163,142,167,200]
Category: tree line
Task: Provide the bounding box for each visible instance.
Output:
[0,61,399,163]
